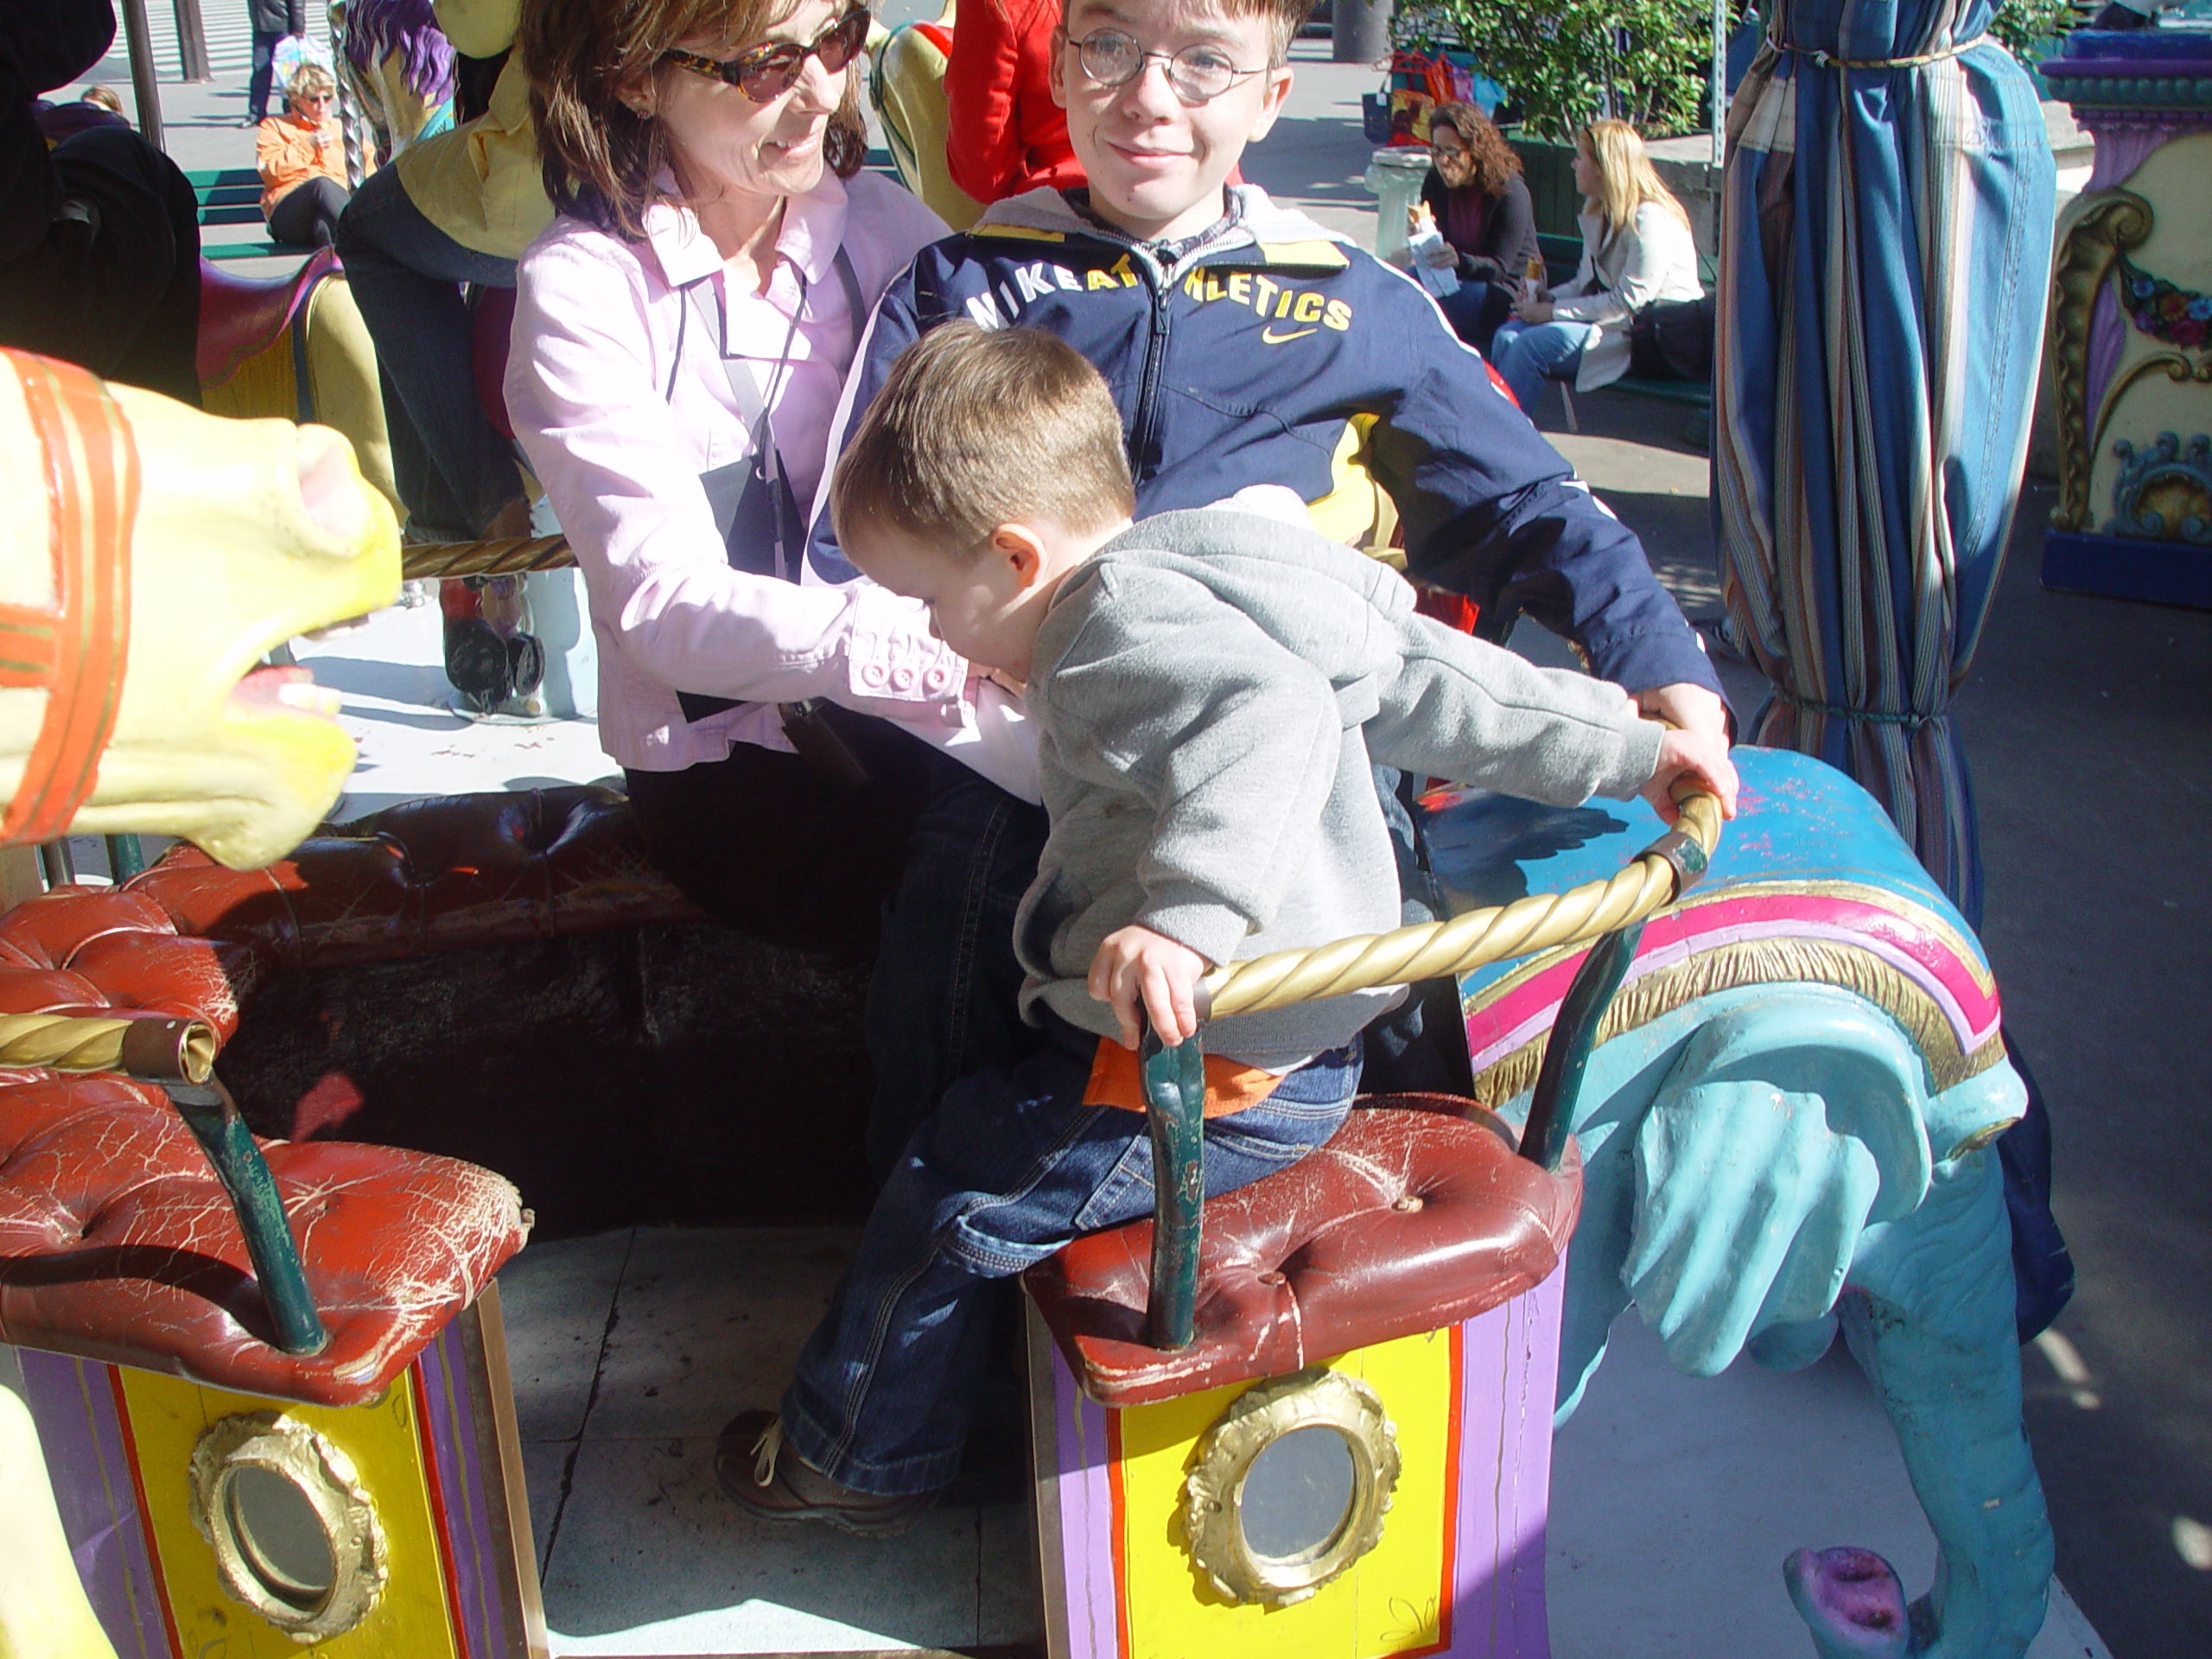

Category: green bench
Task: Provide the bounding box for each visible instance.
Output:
[188,167,301,263]
[1535,231,1714,439]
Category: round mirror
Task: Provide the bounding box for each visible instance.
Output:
[225,1465,337,1610]
[1238,1425,1357,1562]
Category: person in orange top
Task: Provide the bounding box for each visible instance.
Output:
[257,64,353,246]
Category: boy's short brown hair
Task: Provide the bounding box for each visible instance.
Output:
[1060,0,1315,66]
[831,323,1135,560]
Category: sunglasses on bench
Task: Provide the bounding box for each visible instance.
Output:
[661,7,871,105]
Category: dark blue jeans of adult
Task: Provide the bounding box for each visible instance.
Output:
[782,1014,1361,1495]
[332,164,525,539]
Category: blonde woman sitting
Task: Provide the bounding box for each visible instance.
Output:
[1488,118,1700,416]
[257,64,353,247]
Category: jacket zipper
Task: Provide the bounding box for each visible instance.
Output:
[1128,257,1175,484]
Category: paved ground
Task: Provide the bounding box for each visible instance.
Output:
[46,8,2212,1654]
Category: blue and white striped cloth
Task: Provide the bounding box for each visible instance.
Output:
[1711,0,2055,927]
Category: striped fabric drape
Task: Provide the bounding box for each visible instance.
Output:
[1712,0,2056,926]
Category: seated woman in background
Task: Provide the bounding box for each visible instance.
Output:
[1488,117,1700,417]
[257,64,354,247]
[1412,100,1536,354]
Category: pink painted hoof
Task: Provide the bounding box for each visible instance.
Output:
[1785,1546,1914,1657]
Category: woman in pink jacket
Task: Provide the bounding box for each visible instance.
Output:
[507,0,964,960]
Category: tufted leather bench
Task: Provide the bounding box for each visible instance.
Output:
[1025,1097,1580,1407]
[0,785,697,1407]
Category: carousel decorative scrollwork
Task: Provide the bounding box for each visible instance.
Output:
[2107,430,2212,544]
[2047,190,2155,532]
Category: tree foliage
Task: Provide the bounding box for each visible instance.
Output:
[1391,2,2082,144]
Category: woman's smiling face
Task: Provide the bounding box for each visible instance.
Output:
[648,0,851,210]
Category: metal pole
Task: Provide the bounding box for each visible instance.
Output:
[172,0,211,81]
[1711,0,1728,167]
[117,0,165,151]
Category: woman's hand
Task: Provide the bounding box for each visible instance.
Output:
[1089,925,1209,1050]
[1421,241,1459,270]
[1514,293,1555,324]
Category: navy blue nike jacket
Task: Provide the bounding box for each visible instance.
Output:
[812,183,1719,700]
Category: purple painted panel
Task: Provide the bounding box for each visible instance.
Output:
[416,1316,504,1659]
[1048,1344,1122,1659]
[1443,1260,1564,1659]
[14,1350,175,1659]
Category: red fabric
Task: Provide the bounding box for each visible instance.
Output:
[1025,1102,1580,1406]
[944,0,1084,207]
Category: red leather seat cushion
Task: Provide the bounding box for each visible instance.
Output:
[0,1074,525,1406]
[1024,1100,1581,1408]
[0,786,697,1403]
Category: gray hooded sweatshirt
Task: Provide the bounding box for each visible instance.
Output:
[1015,505,1665,1069]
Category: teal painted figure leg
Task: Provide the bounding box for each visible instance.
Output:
[1434,749,2055,1659]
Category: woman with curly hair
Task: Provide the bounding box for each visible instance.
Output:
[1410,100,1538,353]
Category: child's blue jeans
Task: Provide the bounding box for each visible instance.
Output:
[779,1014,1362,1495]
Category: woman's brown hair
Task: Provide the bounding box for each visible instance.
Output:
[521,0,868,243]
[1428,101,1519,199]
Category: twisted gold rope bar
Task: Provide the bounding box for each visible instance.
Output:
[0,1013,216,1081]
[400,536,577,582]
[1201,791,1723,1020]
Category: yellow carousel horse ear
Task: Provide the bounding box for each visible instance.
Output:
[0,1388,120,1659]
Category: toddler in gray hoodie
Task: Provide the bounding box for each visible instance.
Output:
[720,321,1736,1530]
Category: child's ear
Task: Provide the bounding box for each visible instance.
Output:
[990,524,1047,587]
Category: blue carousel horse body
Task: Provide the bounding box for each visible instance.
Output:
[1432,748,2052,1659]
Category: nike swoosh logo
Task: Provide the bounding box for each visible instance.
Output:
[1261,326,1317,344]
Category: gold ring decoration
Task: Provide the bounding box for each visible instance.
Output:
[1180,1367,1399,1606]
[188,1413,388,1641]
[1198,787,1723,1020]
[399,535,576,582]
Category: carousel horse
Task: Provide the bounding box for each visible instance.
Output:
[333,0,456,166]
[1431,749,2051,1657]
[0,348,399,868]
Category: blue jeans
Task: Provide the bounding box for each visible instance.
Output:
[248,30,282,123]
[1436,279,1513,355]
[863,766,1052,1180]
[782,1015,1362,1493]
[332,166,524,537]
[1488,316,1600,416]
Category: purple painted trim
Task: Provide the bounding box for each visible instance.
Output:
[15,1351,174,1659]
[1445,1261,1565,1659]
[1048,1346,1122,1659]
[417,1317,502,1659]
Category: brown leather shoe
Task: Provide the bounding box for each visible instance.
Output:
[714,1409,938,1537]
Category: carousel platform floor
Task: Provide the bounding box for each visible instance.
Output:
[495,1224,2113,1657]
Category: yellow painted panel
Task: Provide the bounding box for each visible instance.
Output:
[115,1367,461,1659]
[1117,1330,1457,1659]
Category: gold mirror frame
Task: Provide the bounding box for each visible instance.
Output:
[188,1411,388,1641]
[1180,1366,1399,1607]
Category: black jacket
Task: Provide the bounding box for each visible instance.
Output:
[248,0,308,37]
[1419,168,1541,287]
[0,0,115,264]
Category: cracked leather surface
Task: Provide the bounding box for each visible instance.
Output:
[0,785,698,1405]
[1025,1098,1582,1408]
